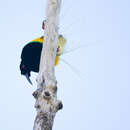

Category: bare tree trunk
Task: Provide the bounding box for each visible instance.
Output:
[33,0,62,130]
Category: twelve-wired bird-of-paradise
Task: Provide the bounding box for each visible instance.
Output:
[20,21,66,85]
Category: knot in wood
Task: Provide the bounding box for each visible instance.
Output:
[45,91,50,97]
[43,91,51,100]
[57,102,63,110]
[36,104,41,109]
[33,88,43,99]
[33,91,38,99]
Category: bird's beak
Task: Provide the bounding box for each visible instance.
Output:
[25,73,33,85]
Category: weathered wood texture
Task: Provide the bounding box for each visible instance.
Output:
[33,0,62,130]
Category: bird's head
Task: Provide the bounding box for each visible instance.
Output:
[56,35,66,56]
[20,63,32,85]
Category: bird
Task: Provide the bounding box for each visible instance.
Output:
[20,35,66,85]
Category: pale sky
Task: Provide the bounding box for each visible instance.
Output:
[0,0,130,130]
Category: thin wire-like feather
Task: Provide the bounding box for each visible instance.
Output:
[63,44,88,55]
[60,58,88,80]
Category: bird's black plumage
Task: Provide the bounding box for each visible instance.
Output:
[20,42,42,78]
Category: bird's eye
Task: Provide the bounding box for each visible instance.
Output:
[57,46,60,52]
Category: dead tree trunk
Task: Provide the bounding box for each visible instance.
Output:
[33,0,62,130]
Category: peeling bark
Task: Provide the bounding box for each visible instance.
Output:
[33,0,62,130]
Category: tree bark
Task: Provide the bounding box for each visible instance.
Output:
[33,0,62,130]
